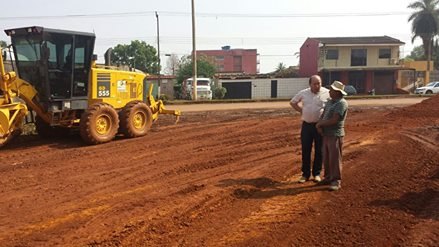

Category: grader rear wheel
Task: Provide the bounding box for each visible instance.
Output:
[119,101,153,138]
[79,103,119,145]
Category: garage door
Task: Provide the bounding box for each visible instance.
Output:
[374,71,395,94]
[222,81,252,99]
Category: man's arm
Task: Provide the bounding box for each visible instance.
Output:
[290,101,302,114]
[316,113,340,128]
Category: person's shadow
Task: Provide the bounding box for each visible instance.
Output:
[217,177,328,199]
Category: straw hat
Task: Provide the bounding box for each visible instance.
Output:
[330,81,347,95]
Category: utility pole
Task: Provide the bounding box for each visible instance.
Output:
[191,0,197,100]
[156,11,161,98]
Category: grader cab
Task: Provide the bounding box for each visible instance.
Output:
[0,26,180,147]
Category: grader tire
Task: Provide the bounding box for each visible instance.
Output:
[79,103,119,145]
[119,101,153,138]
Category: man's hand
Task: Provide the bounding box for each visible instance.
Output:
[290,101,302,114]
[316,122,322,128]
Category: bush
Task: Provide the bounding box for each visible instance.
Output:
[212,85,227,99]
[159,94,169,101]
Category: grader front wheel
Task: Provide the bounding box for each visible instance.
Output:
[80,103,119,145]
[119,101,153,138]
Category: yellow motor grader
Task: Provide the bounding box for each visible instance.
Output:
[0,26,180,148]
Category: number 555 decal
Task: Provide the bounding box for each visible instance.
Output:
[97,82,111,98]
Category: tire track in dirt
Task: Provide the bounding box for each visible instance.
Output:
[400,129,439,151]
[1,99,438,246]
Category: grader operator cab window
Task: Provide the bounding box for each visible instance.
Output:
[6,26,95,102]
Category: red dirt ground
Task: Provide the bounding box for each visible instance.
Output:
[0,96,438,246]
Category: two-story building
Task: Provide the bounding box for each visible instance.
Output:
[196,46,259,74]
[299,36,405,94]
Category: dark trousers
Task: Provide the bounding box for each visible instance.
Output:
[300,121,323,178]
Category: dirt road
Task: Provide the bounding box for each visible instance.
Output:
[0,96,437,246]
[171,97,427,112]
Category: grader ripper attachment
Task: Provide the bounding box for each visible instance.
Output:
[0,26,180,148]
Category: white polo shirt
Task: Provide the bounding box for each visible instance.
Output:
[291,87,330,123]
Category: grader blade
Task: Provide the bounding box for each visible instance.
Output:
[146,83,181,124]
[0,103,28,147]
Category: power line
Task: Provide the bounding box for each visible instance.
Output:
[0,11,411,21]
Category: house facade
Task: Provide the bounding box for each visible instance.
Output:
[299,36,405,94]
[197,46,259,74]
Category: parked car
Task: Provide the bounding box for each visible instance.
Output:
[344,85,357,95]
[415,81,439,94]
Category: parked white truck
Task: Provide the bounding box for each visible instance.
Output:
[184,77,213,100]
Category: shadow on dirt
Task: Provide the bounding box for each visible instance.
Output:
[218,177,283,188]
[3,134,83,150]
[370,188,439,220]
[3,133,139,150]
[218,177,328,199]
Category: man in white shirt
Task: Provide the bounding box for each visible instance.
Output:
[290,75,330,183]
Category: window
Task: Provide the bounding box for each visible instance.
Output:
[233,56,242,72]
[326,49,339,60]
[215,56,224,61]
[351,49,367,66]
[379,48,391,59]
[216,64,224,71]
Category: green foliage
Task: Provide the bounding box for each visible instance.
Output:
[176,55,216,85]
[275,62,287,72]
[0,40,7,48]
[212,85,227,99]
[405,43,439,69]
[173,84,183,99]
[270,64,300,78]
[406,45,426,60]
[158,94,168,101]
[110,40,158,73]
[407,0,439,58]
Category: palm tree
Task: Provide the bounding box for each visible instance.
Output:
[275,62,287,73]
[408,0,439,69]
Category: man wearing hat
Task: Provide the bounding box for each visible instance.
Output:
[316,81,349,191]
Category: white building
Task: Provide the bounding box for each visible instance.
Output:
[218,77,309,100]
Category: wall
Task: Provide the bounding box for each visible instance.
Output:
[320,45,401,69]
[197,49,258,74]
[299,38,319,77]
[399,60,434,88]
[219,78,309,100]
[145,77,176,99]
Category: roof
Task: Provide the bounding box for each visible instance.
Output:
[310,36,404,45]
[5,26,95,37]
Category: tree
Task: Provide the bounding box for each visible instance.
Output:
[212,85,227,99]
[0,40,7,48]
[176,55,216,84]
[110,40,158,73]
[408,0,439,67]
[164,53,180,75]
[406,45,426,60]
[269,62,299,78]
[275,62,287,73]
[406,43,439,69]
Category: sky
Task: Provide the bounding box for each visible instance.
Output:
[0,0,422,73]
